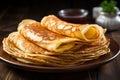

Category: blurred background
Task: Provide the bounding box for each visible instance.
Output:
[0,0,119,20]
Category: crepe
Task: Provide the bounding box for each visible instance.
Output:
[4,32,56,55]
[41,15,105,42]
[18,19,81,52]
[2,32,110,66]
[2,15,110,67]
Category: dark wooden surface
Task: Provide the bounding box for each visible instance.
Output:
[0,1,120,80]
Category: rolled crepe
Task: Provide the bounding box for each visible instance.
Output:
[18,19,81,52]
[41,15,105,42]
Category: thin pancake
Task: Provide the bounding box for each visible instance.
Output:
[41,15,105,42]
[18,19,82,52]
[5,32,57,55]
[2,32,110,67]
[2,16,110,67]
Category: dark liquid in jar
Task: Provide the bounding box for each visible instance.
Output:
[59,10,88,24]
[64,11,82,16]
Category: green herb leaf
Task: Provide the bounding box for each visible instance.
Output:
[100,0,117,14]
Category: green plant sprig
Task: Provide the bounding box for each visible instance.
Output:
[100,0,117,14]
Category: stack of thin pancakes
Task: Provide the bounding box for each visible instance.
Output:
[3,15,110,67]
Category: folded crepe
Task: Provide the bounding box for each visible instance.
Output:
[3,32,110,66]
[41,15,105,42]
[18,19,81,52]
[4,32,56,55]
[3,32,68,66]
[2,15,110,67]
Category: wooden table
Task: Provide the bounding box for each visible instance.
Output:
[0,2,120,80]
